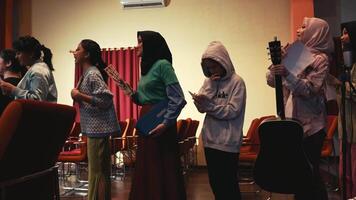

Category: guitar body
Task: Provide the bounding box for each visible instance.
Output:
[253,37,313,194]
[253,118,313,194]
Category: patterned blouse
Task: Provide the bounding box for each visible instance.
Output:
[78,66,120,137]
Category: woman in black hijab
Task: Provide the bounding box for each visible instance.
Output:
[128,31,187,200]
[339,21,356,199]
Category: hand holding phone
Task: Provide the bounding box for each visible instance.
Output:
[189,91,198,100]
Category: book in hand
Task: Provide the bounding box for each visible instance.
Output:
[135,99,169,136]
[104,65,134,96]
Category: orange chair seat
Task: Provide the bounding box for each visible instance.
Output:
[58,147,86,162]
[239,153,258,162]
[240,145,251,153]
[59,149,82,156]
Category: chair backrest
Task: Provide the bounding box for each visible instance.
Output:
[68,122,81,138]
[123,118,137,150]
[245,118,260,140]
[247,115,275,153]
[326,115,338,140]
[322,115,338,156]
[181,118,192,140]
[187,120,200,148]
[177,119,189,141]
[0,100,76,181]
[110,120,128,153]
[188,120,199,138]
[119,121,128,136]
[125,118,136,137]
[243,118,261,152]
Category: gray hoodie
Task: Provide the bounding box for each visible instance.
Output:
[198,41,246,153]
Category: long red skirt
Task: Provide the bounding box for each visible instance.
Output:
[129,105,187,200]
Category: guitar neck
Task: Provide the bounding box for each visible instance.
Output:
[275,74,285,120]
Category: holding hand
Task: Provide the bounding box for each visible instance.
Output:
[0,80,16,95]
[71,88,81,102]
[193,94,209,105]
[192,93,210,113]
[269,64,290,77]
[122,82,134,96]
[149,123,167,137]
[210,73,221,81]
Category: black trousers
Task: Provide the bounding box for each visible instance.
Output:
[295,130,328,200]
[204,147,241,200]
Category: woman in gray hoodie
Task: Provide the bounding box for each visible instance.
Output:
[192,41,246,200]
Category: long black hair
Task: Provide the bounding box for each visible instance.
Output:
[12,36,54,71]
[80,39,108,83]
[342,21,356,51]
[0,49,22,73]
[137,31,172,75]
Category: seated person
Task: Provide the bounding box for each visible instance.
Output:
[0,49,23,115]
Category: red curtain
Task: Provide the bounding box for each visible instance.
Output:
[0,0,5,50]
[74,47,140,121]
[0,0,13,50]
[102,47,140,121]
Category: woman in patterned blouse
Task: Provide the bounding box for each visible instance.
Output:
[71,39,120,200]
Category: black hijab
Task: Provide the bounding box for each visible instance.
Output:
[342,21,356,51]
[137,31,172,75]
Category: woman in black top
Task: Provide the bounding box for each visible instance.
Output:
[0,49,23,115]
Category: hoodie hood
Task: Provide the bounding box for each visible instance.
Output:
[201,41,235,80]
[198,41,246,153]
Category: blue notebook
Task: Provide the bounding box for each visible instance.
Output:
[136,100,169,136]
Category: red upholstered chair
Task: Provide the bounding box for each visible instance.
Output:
[57,122,87,167]
[0,100,76,199]
[111,120,128,154]
[119,118,137,167]
[183,120,200,168]
[177,119,189,143]
[177,119,191,173]
[240,118,261,157]
[239,115,275,184]
[57,122,88,194]
[240,115,276,161]
[110,119,129,179]
[185,120,200,153]
[321,115,338,160]
[321,115,338,189]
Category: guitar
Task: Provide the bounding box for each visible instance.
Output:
[253,37,313,194]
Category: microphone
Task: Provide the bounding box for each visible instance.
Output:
[343,42,354,69]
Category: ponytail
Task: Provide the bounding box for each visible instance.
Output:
[41,45,54,71]
[96,59,108,83]
[13,36,54,71]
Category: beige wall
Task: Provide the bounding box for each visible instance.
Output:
[32,0,290,165]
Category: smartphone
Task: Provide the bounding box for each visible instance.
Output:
[188,91,196,98]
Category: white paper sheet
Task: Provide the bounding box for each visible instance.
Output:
[282,41,315,76]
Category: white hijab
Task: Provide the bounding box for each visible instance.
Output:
[301,17,334,54]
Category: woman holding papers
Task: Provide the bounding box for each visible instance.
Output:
[266,17,333,200]
[338,21,356,199]
[71,39,120,200]
[192,41,246,200]
[128,31,187,200]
